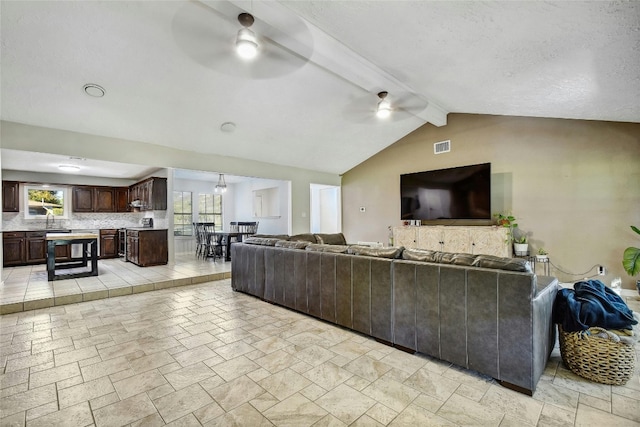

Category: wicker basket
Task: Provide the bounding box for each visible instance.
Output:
[558,325,637,385]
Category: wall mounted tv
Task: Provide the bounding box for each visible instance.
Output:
[400,163,491,221]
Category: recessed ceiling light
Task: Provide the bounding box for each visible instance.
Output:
[58,164,81,172]
[83,83,105,97]
[220,122,236,133]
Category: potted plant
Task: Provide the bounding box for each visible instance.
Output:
[513,235,529,256]
[536,248,548,261]
[622,225,640,294]
[494,212,517,244]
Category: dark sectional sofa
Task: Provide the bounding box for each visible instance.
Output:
[231,233,559,395]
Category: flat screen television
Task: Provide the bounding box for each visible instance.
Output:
[400,163,491,221]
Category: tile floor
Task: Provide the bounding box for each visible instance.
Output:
[0,255,231,314]
[1,259,639,426]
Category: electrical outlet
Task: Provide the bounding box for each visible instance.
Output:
[597,265,606,276]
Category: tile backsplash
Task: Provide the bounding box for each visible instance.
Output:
[2,211,168,231]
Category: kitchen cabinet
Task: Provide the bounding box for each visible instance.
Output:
[26,231,47,264]
[115,187,130,212]
[3,232,26,266]
[129,177,167,211]
[126,229,168,266]
[3,231,71,266]
[100,229,118,259]
[72,186,95,212]
[2,181,20,212]
[94,187,115,212]
[72,186,116,212]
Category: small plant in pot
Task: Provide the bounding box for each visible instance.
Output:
[536,248,548,261]
[622,225,640,294]
[513,235,529,256]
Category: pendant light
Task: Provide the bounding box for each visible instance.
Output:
[376,91,392,119]
[215,173,227,193]
[236,13,258,60]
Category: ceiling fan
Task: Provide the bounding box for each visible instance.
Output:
[171,1,314,79]
[343,90,429,123]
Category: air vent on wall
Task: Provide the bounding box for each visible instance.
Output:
[434,140,451,154]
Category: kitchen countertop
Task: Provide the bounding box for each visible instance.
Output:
[46,232,99,240]
[123,227,167,231]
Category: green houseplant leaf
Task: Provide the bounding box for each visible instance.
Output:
[622,226,640,277]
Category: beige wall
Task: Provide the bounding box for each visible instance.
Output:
[0,121,341,235]
[342,114,640,288]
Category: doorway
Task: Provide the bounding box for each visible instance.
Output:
[310,184,341,233]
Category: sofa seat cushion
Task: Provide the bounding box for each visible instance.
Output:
[275,240,310,249]
[314,233,347,245]
[305,243,350,253]
[473,255,532,272]
[290,233,318,243]
[348,245,404,259]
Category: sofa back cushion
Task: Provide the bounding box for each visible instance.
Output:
[472,255,532,272]
[275,240,310,249]
[243,237,280,246]
[305,243,350,253]
[290,233,318,243]
[348,245,404,259]
[402,248,441,262]
[314,233,347,245]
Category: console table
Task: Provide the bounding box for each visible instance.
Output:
[46,232,99,281]
[392,225,510,257]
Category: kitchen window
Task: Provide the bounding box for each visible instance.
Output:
[173,191,193,236]
[24,185,70,220]
[198,193,222,231]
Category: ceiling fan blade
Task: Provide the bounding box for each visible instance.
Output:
[171,1,313,80]
[342,91,429,123]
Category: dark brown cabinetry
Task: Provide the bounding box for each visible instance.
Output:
[126,229,168,267]
[72,186,118,212]
[3,232,26,266]
[115,187,130,212]
[72,186,95,212]
[2,231,71,267]
[26,232,47,264]
[100,229,118,259]
[94,187,115,212]
[129,177,167,211]
[3,181,20,212]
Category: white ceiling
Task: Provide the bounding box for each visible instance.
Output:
[1,1,638,177]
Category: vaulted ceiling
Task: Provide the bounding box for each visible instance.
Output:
[2,1,638,176]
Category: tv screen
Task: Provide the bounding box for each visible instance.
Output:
[401,163,491,220]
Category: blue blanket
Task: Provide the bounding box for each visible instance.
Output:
[553,279,638,332]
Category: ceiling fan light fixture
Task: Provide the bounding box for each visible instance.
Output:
[376,91,392,119]
[215,173,228,193]
[236,13,258,60]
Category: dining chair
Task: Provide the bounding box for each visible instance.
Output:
[193,222,205,258]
